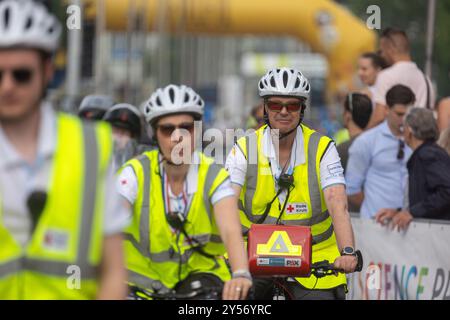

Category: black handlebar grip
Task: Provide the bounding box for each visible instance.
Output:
[355,250,363,272]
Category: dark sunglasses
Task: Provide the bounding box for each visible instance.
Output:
[397,139,405,160]
[0,68,34,85]
[265,100,303,113]
[157,122,195,137]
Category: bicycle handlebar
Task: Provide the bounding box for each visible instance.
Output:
[128,284,222,300]
[311,250,363,278]
[310,260,342,278]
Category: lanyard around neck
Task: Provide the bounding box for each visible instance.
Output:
[163,169,188,214]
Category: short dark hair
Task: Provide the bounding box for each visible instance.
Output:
[344,93,373,130]
[380,27,410,54]
[360,52,387,70]
[386,84,416,108]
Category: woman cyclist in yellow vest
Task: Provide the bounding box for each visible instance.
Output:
[117,84,252,300]
[225,68,362,300]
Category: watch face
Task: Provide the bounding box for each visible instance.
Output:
[343,247,355,255]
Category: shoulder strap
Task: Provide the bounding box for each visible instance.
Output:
[423,72,431,109]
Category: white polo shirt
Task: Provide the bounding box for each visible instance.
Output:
[117,151,235,213]
[0,102,130,247]
[373,61,435,108]
[225,126,346,204]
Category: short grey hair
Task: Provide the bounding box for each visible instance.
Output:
[404,107,439,141]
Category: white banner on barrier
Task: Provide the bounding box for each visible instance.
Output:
[347,218,450,300]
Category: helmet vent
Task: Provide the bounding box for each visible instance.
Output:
[25,17,33,30]
[4,7,10,28]
[270,77,276,88]
[168,87,175,103]
[282,71,288,87]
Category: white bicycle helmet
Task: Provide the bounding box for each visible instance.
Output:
[258,67,310,99]
[0,0,62,53]
[143,84,204,125]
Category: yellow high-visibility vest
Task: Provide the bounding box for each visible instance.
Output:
[123,150,231,292]
[0,114,112,299]
[236,124,346,290]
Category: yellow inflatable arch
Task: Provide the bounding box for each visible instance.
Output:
[95,0,376,97]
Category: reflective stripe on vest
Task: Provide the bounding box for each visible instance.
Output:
[236,125,346,290]
[239,128,333,245]
[0,115,110,298]
[123,151,230,290]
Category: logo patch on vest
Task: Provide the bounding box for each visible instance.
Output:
[284,202,308,215]
[43,229,69,252]
[327,161,344,177]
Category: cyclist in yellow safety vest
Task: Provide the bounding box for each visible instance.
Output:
[117,84,252,300]
[0,0,128,299]
[225,68,362,300]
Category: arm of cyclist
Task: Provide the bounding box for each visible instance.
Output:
[323,185,358,273]
[213,195,252,300]
[97,233,128,299]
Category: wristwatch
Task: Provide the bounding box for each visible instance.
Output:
[341,247,364,272]
[340,247,357,256]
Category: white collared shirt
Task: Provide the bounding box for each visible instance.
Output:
[0,102,130,247]
[225,126,346,204]
[117,151,235,213]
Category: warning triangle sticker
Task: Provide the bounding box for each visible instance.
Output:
[270,234,289,253]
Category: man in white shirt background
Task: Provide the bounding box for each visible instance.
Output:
[367,27,435,129]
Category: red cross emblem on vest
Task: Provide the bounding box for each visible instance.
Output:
[286,204,295,213]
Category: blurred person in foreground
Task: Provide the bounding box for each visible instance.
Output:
[0,0,128,299]
[367,28,435,128]
[376,108,450,230]
[346,85,414,219]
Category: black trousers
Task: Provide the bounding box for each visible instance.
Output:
[253,277,346,300]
